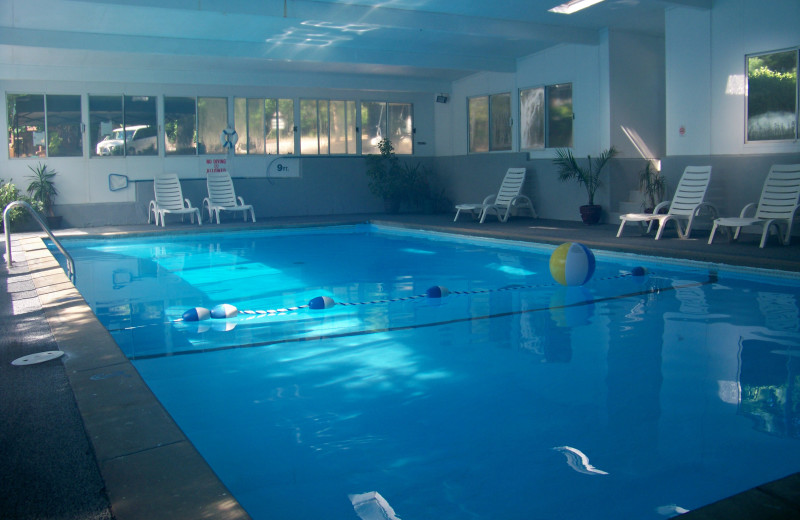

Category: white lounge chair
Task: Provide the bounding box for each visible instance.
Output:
[454,168,536,223]
[708,164,800,248]
[617,165,714,240]
[150,173,201,227]
[202,171,256,224]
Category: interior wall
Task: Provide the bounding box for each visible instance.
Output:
[666,0,800,157]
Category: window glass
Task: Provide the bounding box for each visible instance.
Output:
[346,100,357,154]
[277,98,294,155]
[198,97,227,155]
[7,94,45,158]
[319,100,330,155]
[164,97,196,155]
[330,100,347,154]
[124,95,158,156]
[519,87,545,150]
[46,95,82,157]
[747,50,798,141]
[389,103,413,154]
[519,83,573,149]
[90,95,123,157]
[547,84,573,148]
[490,93,512,151]
[361,101,386,155]
[468,96,489,153]
[234,98,267,155]
[300,99,320,155]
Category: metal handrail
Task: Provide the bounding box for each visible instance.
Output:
[3,201,75,282]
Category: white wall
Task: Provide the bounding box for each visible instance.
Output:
[667,0,800,156]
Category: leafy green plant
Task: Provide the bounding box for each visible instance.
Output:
[26,162,58,216]
[365,138,410,212]
[639,161,666,211]
[553,146,618,206]
[0,178,43,229]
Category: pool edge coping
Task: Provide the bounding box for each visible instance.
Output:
[19,235,252,520]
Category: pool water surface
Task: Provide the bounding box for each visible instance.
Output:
[57,225,800,519]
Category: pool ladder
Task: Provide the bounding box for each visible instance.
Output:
[3,201,75,282]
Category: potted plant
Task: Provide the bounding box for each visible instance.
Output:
[365,138,406,213]
[553,146,618,225]
[639,161,666,213]
[1,178,44,232]
[26,162,61,228]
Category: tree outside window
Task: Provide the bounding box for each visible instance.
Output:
[747,49,798,142]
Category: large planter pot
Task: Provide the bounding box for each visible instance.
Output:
[579,204,602,225]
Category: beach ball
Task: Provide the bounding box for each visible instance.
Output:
[549,242,596,286]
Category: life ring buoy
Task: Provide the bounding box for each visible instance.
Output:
[220,127,238,149]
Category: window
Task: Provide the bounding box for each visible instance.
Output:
[300,99,359,155]
[165,97,196,155]
[47,95,83,157]
[330,100,357,154]
[7,94,45,158]
[90,95,157,157]
[362,101,413,155]
[233,97,294,155]
[198,97,227,155]
[519,83,573,150]
[469,93,510,152]
[746,49,798,142]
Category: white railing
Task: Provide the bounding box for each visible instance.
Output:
[3,201,75,282]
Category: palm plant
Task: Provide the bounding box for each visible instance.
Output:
[553,146,618,206]
[26,162,58,216]
[639,161,666,211]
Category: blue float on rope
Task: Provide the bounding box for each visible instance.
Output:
[182,307,210,322]
[426,286,450,298]
[631,266,648,277]
[308,296,336,310]
[210,303,239,319]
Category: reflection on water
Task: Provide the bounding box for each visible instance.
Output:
[54,227,800,520]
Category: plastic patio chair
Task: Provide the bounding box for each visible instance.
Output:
[202,171,256,224]
[708,164,800,248]
[149,173,201,227]
[617,165,714,240]
[454,167,536,224]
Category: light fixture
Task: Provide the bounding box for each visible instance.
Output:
[549,0,605,14]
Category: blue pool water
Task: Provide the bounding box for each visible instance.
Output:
[56,225,800,519]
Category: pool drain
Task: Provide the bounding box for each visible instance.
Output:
[11,351,64,366]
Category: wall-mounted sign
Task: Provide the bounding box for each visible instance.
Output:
[267,157,301,178]
[204,158,228,175]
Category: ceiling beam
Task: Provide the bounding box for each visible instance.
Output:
[656,0,712,9]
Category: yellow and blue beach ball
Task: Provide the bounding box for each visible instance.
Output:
[549,242,596,286]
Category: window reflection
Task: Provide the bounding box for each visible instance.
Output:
[7,93,45,158]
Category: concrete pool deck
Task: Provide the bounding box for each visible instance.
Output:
[2,213,800,519]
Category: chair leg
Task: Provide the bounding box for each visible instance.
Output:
[616,219,627,238]
[654,217,671,240]
[250,208,256,223]
[708,222,719,244]
[453,209,462,222]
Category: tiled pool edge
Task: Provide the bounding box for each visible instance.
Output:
[19,236,251,520]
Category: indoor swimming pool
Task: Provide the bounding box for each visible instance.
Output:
[53,224,800,519]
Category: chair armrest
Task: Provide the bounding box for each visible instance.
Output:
[694,202,717,219]
[237,196,245,206]
[653,201,670,214]
[482,194,496,205]
[184,198,195,209]
[739,203,756,218]
[510,195,532,206]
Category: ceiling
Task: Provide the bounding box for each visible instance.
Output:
[1,0,711,91]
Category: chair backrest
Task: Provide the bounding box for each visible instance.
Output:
[154,173,187,211]
[206,171,238,207]
[667,166,712,216]
[495,168,526,207]
[754,164,800,220]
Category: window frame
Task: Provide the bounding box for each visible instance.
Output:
[468,93,512,153]
[745,47,799,143]
[518,82,573,151]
